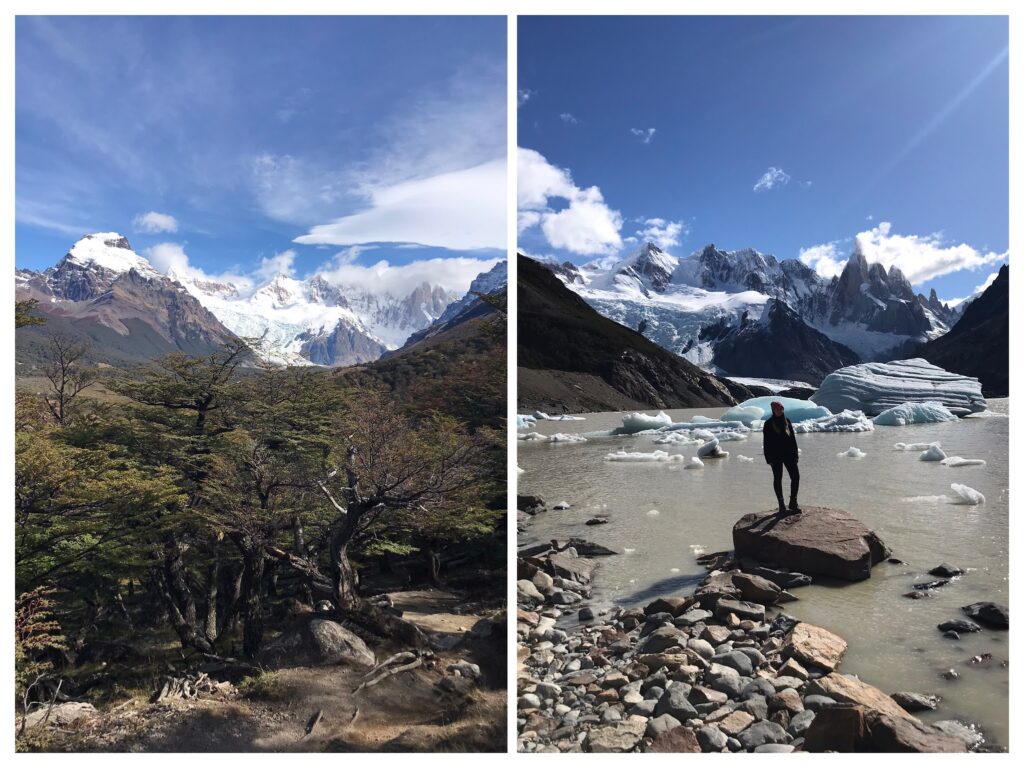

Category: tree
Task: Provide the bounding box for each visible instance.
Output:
[41,333,96,426]
[15,299,45,328]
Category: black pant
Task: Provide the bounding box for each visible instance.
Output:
[770,457,799,505]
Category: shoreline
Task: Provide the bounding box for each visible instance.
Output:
[516,500,1001,754]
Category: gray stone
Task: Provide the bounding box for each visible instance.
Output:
[697,724,729,751]
[738,720,791,749]
[891,691,940,712]
[710,650,754,676]
[789,709,815,736]
[258,616,375,669]
[802,695,837,711]
[646,713,682,738]
[655,685,698,721]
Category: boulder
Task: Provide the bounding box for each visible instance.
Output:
[586,720,646,752]
[694,572,742,608]
[258,616,375,669]
[518,579,545,605]
[961,601,1008,629]
[865,711,968,752]
[645,725,701,753]
[804,673,914,721]
[731,573,782,605]
[732,507,890,581]
[784,623,848,672]
[714,598,765,623]
[929,563,963,577]
[803,704,867,752]
[716,709,755,737]
[738,720,790,749]
[937,619,981,634]
[22,701,98,729]
[890,692,940,712]
[644,596,694,617]
[517,494,546,514]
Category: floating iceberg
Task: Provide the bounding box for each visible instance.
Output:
[605,449,686,463]
[646,509,660,516]
[722,396,831,425]
[609,411,673,435]
[532,410,586,421]
[518,431,548,441]
[697,438,729,459]
[839,446,866,458]
[941,456,986,468]
[895,442,939,451]
[517,414,537,429]
[553,500,571,509]
[793,410,874,434]
[949,483,985,505]
[651,432,703,446]
[548,433,588,444]
[919,445,947,462]
[906,483,986,506]
[684,456,704,469]
[660,420,749,434]
[736,455,754,462]
[872,401,958,427]
[812,359,986,417]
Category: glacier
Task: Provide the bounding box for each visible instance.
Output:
[722,396,831,424]
[872,401,958,427]
[811,359,986,417]
[792,410,874,433]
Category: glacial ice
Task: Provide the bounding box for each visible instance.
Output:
[792,410,874,433]
[736,455,754,462]
[652,432,702,446]
[518,431,548,441]
[548,433,588,444]
[684,456,704,469]
[941,456,987,468]
[605,450,686,463]
[872,401,958,427]
[812,358,986,417]
[610,411,674,435]
[517,414,537,429]
[839,447,866,458]
[919,445,947,462]
[697,438,729,459]
[894,442,940,451]
[533,411,586,421]
[553,501,571,509]
[949,484,985,505]
[722,397,831,425]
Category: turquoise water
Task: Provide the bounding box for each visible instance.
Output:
[518,399,1009,747]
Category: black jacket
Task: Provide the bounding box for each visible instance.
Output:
[763,416,798,464]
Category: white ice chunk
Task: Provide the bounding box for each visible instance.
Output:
[873,401,958,427]
[684,456,704,469]
[697,438,729,459]
[646,510,660,516]
[839,446,866,458]
[518,431,548,441]
[608,411,674,435]
[553,501,571,510]
[949,483,985,505]
[895,441,939,451]
[605,450,686,463]
[812,358,986,417]
[722,396,832,425]
[652,432,702,446]
[736,455,754,462]
[532,410,586,421]
[941,456,986,467]
[919,445,947,462]
[548,433,588,443]
[793,410,874,433]
[517,414,537,429]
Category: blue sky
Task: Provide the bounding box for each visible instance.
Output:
[518,15,1008,304]
[16,16,506,293]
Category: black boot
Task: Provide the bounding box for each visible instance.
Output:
[776,497,787,515]
[788,497,801,515]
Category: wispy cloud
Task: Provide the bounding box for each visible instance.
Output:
[753,166,791,192]
[636,218,688,249]
[294,159,505,251]
[630,127,656,144]
[560,112,579,124]
[133,211,178,234]
[517,88,535,107]
[800,222,1007,286]
[518,147,623,256]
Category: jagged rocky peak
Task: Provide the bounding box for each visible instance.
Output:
[305,274,348,307]
[63,232,157,276]
[618,241,677,291]
[253,273,304,306]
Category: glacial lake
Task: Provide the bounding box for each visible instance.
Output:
[518,399,1009,748]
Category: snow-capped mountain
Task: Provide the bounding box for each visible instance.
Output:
[17,233,467,368]
[554,241,959,372]
[434,259,507,326]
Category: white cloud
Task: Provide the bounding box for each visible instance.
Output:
[517,147,623,256]
[854,221,1006,285]
[251,153,349,226]
[560,112,579,124]
[636,218,687,249]
[517,88,534,107]
[317,255,500,297]
[133,211,178,234]
[255,250,298,281]
[145,242,252,290]
[630,127,656,144]
[799,241,848,279]
[753,167,791,192]
[293,159,505,251]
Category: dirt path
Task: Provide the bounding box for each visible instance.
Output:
[39,590,506,753]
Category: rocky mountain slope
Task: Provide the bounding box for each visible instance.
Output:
[16,233,477,369]
[917,264,1008,397]
[518,254,750,413]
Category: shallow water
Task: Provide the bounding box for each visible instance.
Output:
[518,399,1009,748]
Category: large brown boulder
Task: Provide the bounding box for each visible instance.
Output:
[803,704,867,752]
[732,507,890,581]
[865,711,969,752]
[785,623,848,672]
[805,673,913,722]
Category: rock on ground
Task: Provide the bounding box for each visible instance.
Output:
[258,616,375,669]
[733,507,890,581]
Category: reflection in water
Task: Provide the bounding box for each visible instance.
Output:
[518,400,1009,747]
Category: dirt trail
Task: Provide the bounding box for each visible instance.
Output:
[40,590,506,753]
